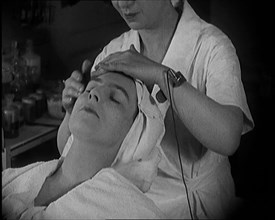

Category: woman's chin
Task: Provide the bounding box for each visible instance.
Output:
[126,21,144,30]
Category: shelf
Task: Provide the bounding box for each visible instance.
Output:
[2,113,62,169]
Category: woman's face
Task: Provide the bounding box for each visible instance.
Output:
[111,0,171,30]
[69,72,138,147]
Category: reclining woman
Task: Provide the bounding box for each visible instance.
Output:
[2,72,166,219]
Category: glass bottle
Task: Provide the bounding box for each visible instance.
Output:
[2,94,20,138]
[11,41,27,77]
[10,72,27,102]
[10,41,27,101]
[2,55,13,99]
[22,39,41,86]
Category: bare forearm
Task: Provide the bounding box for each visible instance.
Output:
[158,69,243,156]
[57,112,71,155]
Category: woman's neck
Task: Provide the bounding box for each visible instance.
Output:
[138,7,179,62]
[58,138,119,188]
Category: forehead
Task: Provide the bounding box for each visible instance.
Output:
[91,72,137,101]
[98,72,133,84]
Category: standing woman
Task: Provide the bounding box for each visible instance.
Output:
[60,0,254,219]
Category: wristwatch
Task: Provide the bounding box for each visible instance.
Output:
[166,68,186,87]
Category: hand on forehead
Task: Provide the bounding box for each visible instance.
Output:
[89,71,135,91]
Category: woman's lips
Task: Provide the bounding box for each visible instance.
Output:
[82,106,99,118]
[124,12,139,20]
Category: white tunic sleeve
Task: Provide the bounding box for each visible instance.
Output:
[205,34,254,134]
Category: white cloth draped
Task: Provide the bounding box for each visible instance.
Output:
[2,160,165,219]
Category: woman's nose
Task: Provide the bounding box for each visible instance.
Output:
[88,86,108,103]
[88,89,100,103]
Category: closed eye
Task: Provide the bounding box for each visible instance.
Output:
[110,95,120,104]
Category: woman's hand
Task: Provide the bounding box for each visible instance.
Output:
[94,45,166,87]
[62,60,92,114]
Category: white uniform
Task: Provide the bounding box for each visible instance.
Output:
[81,1,253,218]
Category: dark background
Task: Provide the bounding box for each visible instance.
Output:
[2,0,274,218]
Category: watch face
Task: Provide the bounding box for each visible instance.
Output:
[168,69,185,87]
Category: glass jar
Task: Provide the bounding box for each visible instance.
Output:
[12,101,24,127]
[22,97,36,124]
[36,89,47,113]
[29,93,43,118]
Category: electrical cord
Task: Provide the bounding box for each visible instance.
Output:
[166,73,194,220]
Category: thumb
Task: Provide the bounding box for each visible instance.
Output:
[81,59,93,86]
[130,44,138,52]
[82,59,93,74]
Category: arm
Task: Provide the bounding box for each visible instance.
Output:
[95,45,245,156]
[58,60,93,155]
[157,69,243,156]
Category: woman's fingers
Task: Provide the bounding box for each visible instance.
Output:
[70,70,83,82]
[66,85,83,97]
[62,89,76,114]
[93,61,127,78]
[92,64,111,77]
[62,86,80,114]
[65,72,85,93]
[94,51,124,70]
[62,94,73,105]
[93,47,140,78]
[62,83,81,102]
[82,59,93,73]
[62,70,86,114]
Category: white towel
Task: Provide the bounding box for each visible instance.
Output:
[112,79,165,193]
[2,161,165,219]
[2,160,60,220]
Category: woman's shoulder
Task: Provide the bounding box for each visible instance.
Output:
[199,22,235,50]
